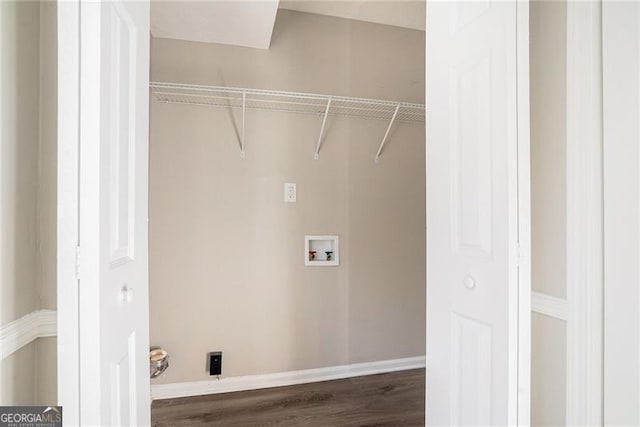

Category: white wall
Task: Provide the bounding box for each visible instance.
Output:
[149,10,425,385]
[530,1,567,425]
[603,2,640,424]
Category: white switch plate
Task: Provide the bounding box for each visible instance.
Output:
[284,183,296,202]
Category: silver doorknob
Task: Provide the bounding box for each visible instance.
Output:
[463,276,476,290]
[120,284,134,304]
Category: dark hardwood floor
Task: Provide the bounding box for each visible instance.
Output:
[152,368,425,426]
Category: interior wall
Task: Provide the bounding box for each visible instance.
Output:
[35,0,57,404]
[37,0,57,314]
[603,2,640,423]
[1,344,36,405]
[0,0,57,405]
[0,0,41,404]
[0,0,40,329]
[149,10,425,384]
[530,1,567,425]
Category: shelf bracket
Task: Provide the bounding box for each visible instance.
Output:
[240,90,246,158]
[314,96,332,160]
[375,103,401,163]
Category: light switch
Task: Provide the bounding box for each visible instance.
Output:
[284,183,297,202]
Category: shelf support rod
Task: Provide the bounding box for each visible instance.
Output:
[314,96,332,160]
[240,90,246,158]
[375,103,401,163]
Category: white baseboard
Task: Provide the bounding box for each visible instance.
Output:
[151,355,426,401]
[531,291,568,321]
[0,309,57,360]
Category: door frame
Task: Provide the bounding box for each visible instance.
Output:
[57,1,533,425]
[566,2,604,425]
[516,2,532,424]
[57,1,81,424]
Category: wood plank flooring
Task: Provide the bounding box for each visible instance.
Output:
[152,368,425,426]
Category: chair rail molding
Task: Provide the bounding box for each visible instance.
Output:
[0,310,57,360]
[566,1,604,426]
[531,292,567,321]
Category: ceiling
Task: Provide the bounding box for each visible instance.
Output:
[151,1,280,50]
[150,1,425,50]
[279,0,425,32]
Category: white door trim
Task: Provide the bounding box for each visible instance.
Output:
[0,0,4,397]
[77,1,103,421]
[57,0,81,423]
[516,3,532,424]
[566,2,604,425]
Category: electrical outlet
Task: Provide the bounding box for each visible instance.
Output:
[208,352,222,376]
[284,183,297,202]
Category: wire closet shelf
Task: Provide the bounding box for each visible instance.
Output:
[149,82,425,162]
[149,82,425,124]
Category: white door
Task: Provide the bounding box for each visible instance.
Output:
[58,0,151,425]
[603,1,640,424]
[426,1,530,425]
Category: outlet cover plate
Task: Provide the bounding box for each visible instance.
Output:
[208,352,222,376]
[284,183,296,202]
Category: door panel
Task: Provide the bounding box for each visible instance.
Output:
[426,1,527,425]
[449,313,492,425]
[78,1,150,425]
[450,51,493,257]
[108,1,137,267]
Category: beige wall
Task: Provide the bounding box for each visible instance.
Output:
[0,0,41,405]
[37,0,57,313]
[1,344,36,405]
[530,1,567,425]
[0,0,57,405]
[35,337,57,404]
[150,10,425,384]
[1,0,40,327]
[35,0,57,404]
